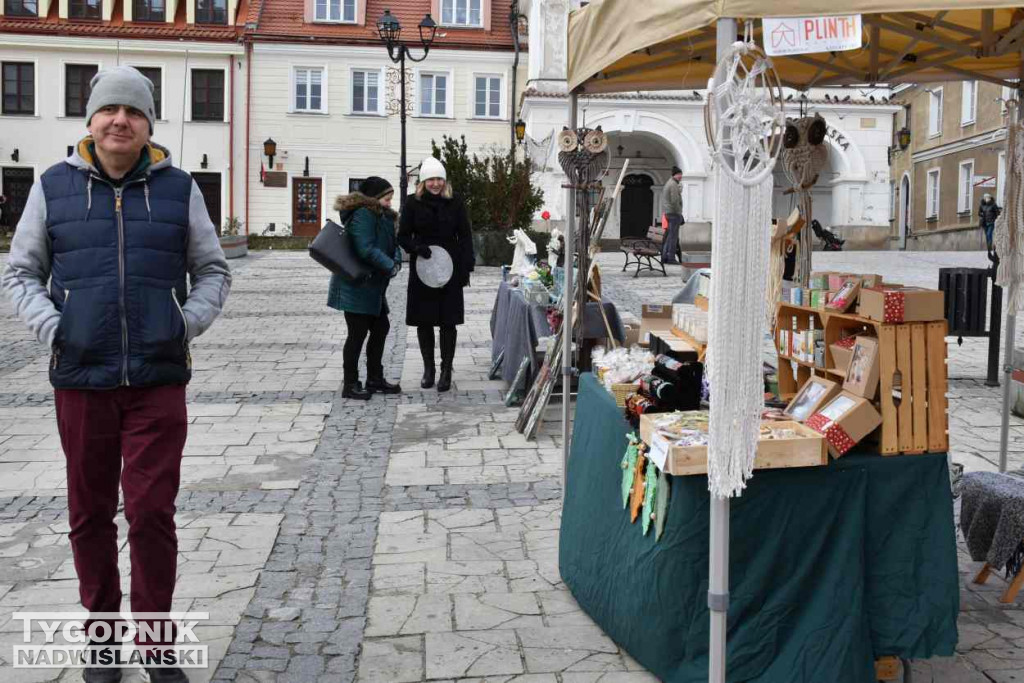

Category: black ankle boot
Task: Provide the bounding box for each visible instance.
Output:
[366,376,402,394]
[421,366,436,389]
[437,366,452,392]
[342,381,371,400]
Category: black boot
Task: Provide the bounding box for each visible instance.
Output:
[83,640,122,683]
[421,366,436,389]
[437,366,453,392]
[366,376,402,394]
[342,381,371,400]
[142,667,189,683]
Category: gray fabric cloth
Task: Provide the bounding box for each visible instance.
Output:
[490,279,626,383]
[660,177,683,215]
[672,268,712,304]
[960,471,1024,571]
[86,66,157,132]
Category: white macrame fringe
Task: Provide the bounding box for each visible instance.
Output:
[995,106,1024,312]
[706,165,772,499]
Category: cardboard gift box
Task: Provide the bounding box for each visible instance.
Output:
[784,376,840,422]
[829,273,854,291]
[806,392,883,458]
[859,287,945,324]
[639,305,674,347]
[830,336,857,375]
[861,274,884,288]
[825,279,861,313]
[843,336,880,399]
[809,272,831,291]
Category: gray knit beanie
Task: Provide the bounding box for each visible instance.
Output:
[85,66,156,133]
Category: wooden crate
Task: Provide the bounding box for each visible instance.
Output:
[639,416,827,476]
[774,303,830,400]
[823,313,948,455]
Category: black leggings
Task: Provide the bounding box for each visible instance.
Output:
[344,311,390,384]
[417,325,457,369]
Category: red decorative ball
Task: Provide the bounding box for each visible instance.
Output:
[542,211,551,220]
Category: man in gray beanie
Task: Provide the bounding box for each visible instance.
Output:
[1,65,230,683]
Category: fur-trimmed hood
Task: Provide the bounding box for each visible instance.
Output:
[334,192,397,221]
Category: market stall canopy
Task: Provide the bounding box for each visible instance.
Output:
[567,1,1024,93]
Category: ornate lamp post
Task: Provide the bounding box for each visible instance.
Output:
[377,9,437,210]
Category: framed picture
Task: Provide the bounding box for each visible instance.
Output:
[817,394,857,423]
[843,336,880,398]
[784,376,839,422]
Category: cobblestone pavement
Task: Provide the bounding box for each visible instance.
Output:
[0,250,1023,682]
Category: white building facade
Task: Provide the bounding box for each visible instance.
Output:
[244,0,525,238]
[519,0,900,250]
[0,2,247,234]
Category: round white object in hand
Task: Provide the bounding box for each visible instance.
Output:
[415,246,453,288]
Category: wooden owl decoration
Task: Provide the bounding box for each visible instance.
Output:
[557,126,609,184]
[782,114,829,190]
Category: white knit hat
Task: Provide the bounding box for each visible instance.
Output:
[419,156,447,182]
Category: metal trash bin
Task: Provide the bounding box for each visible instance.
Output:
[939,267,989,338]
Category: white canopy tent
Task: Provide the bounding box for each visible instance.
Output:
[559,3,1024,682]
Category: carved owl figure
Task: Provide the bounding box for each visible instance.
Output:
[782,114,829,190]
[557,126,609,184]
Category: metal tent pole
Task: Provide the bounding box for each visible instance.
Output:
[1000,313,1015,472]
[562,93,578,496]
[709,18,736,683]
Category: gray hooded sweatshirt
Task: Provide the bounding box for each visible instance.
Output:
[1,138,231,350]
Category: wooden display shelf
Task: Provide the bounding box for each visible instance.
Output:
[773,301,949,456]
[694,295,709,311]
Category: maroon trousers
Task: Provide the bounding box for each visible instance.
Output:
[55,385,187,645]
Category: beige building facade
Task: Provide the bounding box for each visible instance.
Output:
[890,80,1012,251]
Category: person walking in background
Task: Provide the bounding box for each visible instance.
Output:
[399,157,474,393]
[660,166,684,264]
[979,192,1002,252]
[1,66,231,683]
[327,177,403,400]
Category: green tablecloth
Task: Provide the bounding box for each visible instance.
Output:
[560,373,959,683]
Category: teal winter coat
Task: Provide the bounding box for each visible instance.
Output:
[326,193,400,316]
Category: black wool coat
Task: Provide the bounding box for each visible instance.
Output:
[398,192,475,327]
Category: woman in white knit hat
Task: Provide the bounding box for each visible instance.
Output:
[398,156,475,392]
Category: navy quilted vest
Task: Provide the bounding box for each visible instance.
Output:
[42,159,193,389]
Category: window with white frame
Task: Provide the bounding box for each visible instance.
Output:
[928,88,943,137]
[294,68,324,113]
[961,81,977,125]
[441,0,482,27]
[314,0,354,22]
[473,74,501,118]
[419,73,448,117]
[351,70,379,114]
[926,169,940,220]
[958,161,974,214]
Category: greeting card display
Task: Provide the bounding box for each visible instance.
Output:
[825,279,861,313]
[843,336,880,399]
[783,377,839,422]
[807,393,882,458]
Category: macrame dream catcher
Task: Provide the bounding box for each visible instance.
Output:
[995,101,1024,311]
[703,38,784,498]
[781,114,829,287]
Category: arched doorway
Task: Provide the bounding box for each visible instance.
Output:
[619,174,655,239]
[899,173,911,250]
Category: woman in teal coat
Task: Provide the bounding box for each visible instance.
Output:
[327,177,402,400]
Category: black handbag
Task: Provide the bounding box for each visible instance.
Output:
[309,219,373,282]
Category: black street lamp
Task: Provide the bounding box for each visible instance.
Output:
[377,9,437,210]
[514,119,527,145]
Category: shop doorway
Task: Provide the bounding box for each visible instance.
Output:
[191,172,222,235]
[899,173,911,250]
[1,167,34,232]
[619,174,655,239]
[292,177,323,237]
